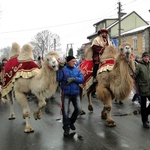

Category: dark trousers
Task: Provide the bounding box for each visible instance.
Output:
[93,63,99,78]
[140,96,150,123]
[132,93,141,104]
[62,94,81,131]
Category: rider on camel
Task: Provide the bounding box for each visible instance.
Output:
[91,28,112,82]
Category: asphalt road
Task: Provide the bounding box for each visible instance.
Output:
[0,91,149,150]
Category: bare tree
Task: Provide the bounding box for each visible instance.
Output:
[0,46,10,60]
[31,30,61,59]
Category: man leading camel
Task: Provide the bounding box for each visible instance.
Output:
[91,28,112,83]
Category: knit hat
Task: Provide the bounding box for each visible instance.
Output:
[66,56,75,62]
[142,52,150,58]
[18,43,34,62]
[2,58,8,62]
[10,42,20,58]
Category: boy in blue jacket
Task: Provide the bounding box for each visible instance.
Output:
[57,56,84,137]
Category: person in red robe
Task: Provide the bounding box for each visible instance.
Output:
[91,28,112,83]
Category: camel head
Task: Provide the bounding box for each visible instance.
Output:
[119,42,133,59]
[44,51,60,71]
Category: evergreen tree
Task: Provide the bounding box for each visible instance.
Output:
[68,48,73,56]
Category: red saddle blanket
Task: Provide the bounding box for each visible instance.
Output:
[78,60,93,94]
[97,59,115,74]
[1,57,40,98]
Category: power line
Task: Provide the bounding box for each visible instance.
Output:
[0,3,118,35]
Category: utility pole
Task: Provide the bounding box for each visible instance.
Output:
[54,38,56,51]
[118,1,122,46]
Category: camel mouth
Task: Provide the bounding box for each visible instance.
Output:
[52,65,57,68]
[125,51,130,57]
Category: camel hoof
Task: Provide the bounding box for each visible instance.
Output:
[33,112,41,120]
[24,126,34,133]
[106,119,116,127]
[8,117,16,120]
[8,114,16,120]
[88,105,93,112]
[80,110,86,115]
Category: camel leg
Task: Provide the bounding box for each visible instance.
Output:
[15,91,34,133]
[6,91,16,120]
[87,92,94,112]
[97,86,116,127]
[102,99,116,127]
[87,83,97,112]
[33,97,46,120]
[79,87,86,115]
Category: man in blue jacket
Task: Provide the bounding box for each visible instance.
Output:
[57,56,84,137]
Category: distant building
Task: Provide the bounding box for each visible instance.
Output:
[85,11,150,55]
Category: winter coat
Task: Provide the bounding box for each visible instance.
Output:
[135,60,150,96]
[57,65,84,95]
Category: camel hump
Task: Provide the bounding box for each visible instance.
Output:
[18,43,34,62]
[100,45,118,60]
[10,42,21,58]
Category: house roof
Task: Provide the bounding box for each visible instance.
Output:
[107,11,149,29]
[87,32,97,39]
[93,18,118,26]
[112,25,150,37]
[121,25,150,36]
[87,11,149,39]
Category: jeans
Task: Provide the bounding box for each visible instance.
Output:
[62,94,81,131]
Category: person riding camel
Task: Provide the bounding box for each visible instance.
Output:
[91,28,112,82]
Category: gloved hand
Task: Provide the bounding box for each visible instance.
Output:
[67,78,75,84]
[59,62,65,70]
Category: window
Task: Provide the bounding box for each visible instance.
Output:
[132,35,138,50]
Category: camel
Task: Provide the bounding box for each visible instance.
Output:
[79,45,118,115]
[2,43,60,133]
[79,43,135,127]
[96,42,135,126]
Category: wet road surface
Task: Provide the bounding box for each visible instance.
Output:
[0,92,150,150]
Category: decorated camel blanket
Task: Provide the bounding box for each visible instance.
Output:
[1,57,40,99]
[97,58,115,74]
[78,60,93,95]
[78,59,115,95]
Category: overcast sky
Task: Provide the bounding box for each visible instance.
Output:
[0,0,150,56]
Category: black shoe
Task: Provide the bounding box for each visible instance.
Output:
[70,124,76,130]
[64,130,70,137]
[119,101,123,105]
[143,122,150,129]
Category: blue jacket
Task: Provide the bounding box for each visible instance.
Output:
[57,65,84,95]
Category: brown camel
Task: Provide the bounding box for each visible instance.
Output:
[79,42,135,127]
[96,42,135,127]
